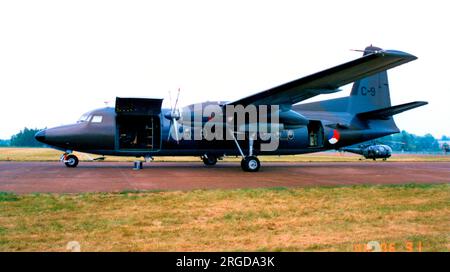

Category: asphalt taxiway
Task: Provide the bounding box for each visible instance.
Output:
[0,161,449,194]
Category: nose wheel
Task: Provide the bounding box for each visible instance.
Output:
[202,154,218,166]
[62,154,79,168]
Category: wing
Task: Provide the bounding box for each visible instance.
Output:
[227,50,417,106]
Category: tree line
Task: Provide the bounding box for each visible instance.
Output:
[376,130,447,152]
[0,128,45,147]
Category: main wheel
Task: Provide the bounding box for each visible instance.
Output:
[64,154,79,168]
[241,156,260,172]
[202,155,217,166]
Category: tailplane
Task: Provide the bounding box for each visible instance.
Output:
[357,101,428,120]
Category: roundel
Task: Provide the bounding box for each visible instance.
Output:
[328,129,340,144]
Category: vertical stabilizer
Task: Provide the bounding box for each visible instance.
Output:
[348,46,392,114]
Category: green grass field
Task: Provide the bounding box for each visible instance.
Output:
[0,184,449,252]
[1,147,449,162]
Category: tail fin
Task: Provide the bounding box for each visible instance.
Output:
[347,45,392,114]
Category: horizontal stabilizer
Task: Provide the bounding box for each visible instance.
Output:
[357,101,428,120]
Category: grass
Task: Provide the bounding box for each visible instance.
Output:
[0,184,448,252]
[1,147,449,162]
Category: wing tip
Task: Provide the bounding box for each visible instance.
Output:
[363,45,418,61]
[382,49,418,61]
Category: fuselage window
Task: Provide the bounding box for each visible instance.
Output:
[91,115,103,123]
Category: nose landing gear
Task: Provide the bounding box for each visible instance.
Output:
[202,154,218,166]
[61,153,79,168]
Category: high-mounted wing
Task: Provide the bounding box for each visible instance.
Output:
[228,50,417,106]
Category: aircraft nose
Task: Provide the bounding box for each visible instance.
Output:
[35,130,46,143]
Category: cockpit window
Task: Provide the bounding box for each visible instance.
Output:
[77,114,91,123]
[91,115,103,123]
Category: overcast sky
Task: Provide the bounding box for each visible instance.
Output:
[1,0,449,139]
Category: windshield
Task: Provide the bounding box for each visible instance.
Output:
[77,113,91,123]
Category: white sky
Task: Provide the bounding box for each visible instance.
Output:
[0,0,449,139]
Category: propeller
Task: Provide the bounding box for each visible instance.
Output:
[350,45,383,55]
[164,88,182,143]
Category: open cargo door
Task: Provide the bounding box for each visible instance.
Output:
[115,97,163,150]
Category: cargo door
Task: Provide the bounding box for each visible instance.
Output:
[115,97,163,151]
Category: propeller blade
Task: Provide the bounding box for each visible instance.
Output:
[167,118,180,143]
[168,89,173,112]
[173,88,180,112]
[167,119,172,141]
[166,88,182,143]
[173,118,179,143]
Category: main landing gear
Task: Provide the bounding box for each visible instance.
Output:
[240,156,260,172]
[61,152,79,168]
[229,130,261,172]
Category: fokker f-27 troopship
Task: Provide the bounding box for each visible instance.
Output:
[35,46,427,172]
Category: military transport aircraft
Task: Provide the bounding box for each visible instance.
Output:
[35,46,427,172]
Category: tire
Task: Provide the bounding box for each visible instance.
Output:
[202,155,217,166]
[64,154,79,168]
[241,156,260,172]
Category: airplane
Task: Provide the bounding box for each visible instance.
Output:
[35,45,428,172]
[340,144,393,160]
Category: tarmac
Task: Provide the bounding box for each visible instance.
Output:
[0,161,449,194]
